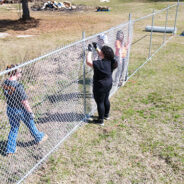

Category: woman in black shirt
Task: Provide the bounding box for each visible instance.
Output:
[86,44,117,125]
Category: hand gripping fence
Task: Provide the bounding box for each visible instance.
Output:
[0,2,180,184]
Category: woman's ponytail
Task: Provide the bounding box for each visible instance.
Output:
[111,58,118,71]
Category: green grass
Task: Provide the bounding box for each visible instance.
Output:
[25,33,184,184]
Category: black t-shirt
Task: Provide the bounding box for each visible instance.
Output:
[2,79,27,109]
[93,59,113,91]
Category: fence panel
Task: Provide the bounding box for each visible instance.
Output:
[128,4,177,80]
[0,41,86,183]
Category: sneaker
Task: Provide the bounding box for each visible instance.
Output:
[99,122,104,126]
[38,134,48,145]
[104,114,110,120]
[94,119,104,126]
[6,148,17,157]
[104,116,110,120]
[6,153,14,157]
[87,115,98,121]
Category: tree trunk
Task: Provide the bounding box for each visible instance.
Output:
[22,0,30,20]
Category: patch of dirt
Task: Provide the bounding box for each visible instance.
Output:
[0,18,40,33]
[0,4,99,36]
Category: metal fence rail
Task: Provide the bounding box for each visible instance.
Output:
[0,2,180,184]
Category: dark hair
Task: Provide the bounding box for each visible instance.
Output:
[116,30,124,42]
[101,46,118,71]
[6,64,18,76]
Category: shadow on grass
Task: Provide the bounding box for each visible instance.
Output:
[0,140,38,156]
[78,78,92,85]
[87,119,104,126]
[0,18,40,32]
[0,140,7,156]
[132,34,149,45]
[48,92,92,103]
[37,112,84,124]
[17,140,38,148]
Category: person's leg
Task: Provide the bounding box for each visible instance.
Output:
[119,58,125,81]
[93,89,106,121]
[21,110,44,143]
[124,58,128,81]
[6,107,20,154]
[114,56,122,85]
[122,58,129,82]
[104,90,111,118]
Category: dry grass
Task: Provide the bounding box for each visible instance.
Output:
[0,0,178,70]
[25,35,184,184]
[21,2,184,184]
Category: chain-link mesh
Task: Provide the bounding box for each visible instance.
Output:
[0,41,86,183]
[128,4,178,79]
[0,3,179,184]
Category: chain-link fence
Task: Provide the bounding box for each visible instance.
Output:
[0,2,180,184]
[128,3,180,80]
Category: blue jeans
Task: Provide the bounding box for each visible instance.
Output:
[6,106,44,154]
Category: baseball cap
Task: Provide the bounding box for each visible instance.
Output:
[98,34,108,44]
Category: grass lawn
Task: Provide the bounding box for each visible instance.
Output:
[20,1,184,184]
[25,35,184,184]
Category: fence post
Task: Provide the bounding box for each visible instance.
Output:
[163,6,169,44]
[124,13,132,82]
[148,10,155,59]
[173,0,180,35]
[82,31,86,119]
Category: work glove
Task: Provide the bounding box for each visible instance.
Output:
[92,42,98,50]
[88,44,93,52]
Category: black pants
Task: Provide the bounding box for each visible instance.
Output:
[93,88,111,120]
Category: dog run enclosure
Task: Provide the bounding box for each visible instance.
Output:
[0,1,182,183]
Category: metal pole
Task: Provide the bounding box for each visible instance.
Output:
[148,10,155,59]
[163,6,169,44]
[123,13,132,83]
[82,31,86,119]
[173,0,180,35]
[128,13,131,44]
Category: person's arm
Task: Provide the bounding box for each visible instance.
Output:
[116,40,121,49]
[124,42,129,50]
[86,44,93,68]
[22,100,35,118]
[17,83,34,118]
[115,40,121,55]
[96,47,103,57]
[22,100,33,114]
[86,52,93,68]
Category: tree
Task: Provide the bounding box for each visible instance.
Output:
[21,0,31,20]
[1,0,31,20]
